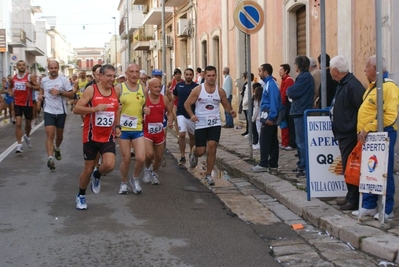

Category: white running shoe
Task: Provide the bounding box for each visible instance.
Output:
[90,171,101,194]
[143,168,152,183]
[189,146,198,168]
[129,177,142,194]
[23,134,31,148]
[15,145,23,153]
[118,183,129,195]
[351,208,377,217]
[204,174,215,186]
[75,194,87,210]
[252,144,260,150]
[373,211,394,220]
[151,172,160,185]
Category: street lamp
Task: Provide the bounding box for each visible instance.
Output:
[112,16,117,75]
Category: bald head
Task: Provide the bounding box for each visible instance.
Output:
[125,63,140,84]
[148,78,162,96]
[48,60,60,78]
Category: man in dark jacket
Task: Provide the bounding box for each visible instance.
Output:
[329,55,365,210]
[287,56,314,177]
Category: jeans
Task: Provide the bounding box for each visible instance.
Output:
[259,123,279,168]
[363,128,397,214]
[293,116,306,170]
[224,95,234,127]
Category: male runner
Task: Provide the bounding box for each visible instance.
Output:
[74,70,89,126]
[8,60,40,153]
[173,68,197,166]
[73,64,120,210]
[143,78,173,184]
[184,66,236,185]
[167,68,183,135]
[40,60,74,170]
[115,63,148,195]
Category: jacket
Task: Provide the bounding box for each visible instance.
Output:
[260,76,282,120]
[357,79,399,133]
[286,71,314,116]
[330,73,365,139]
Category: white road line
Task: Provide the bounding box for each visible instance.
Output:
[0,121,44,163]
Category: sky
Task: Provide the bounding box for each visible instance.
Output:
[33,0,120,48]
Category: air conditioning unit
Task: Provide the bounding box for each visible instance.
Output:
[157,40,162,50]
[142,5,149,14]
[177,18,190,37]
[166,35,173,47]
[149,40,156,50]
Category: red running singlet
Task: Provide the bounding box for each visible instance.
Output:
[13,73,34,107]
[144,95,166,143]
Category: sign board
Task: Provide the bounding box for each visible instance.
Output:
[10,54,18,66]
[359,132,389,195]
[306,115,347,199]
[0,29,6,52]
[233,1,264,34]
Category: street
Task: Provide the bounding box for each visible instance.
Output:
[0,114,281,267]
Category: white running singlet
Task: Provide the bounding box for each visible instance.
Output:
[194,83,221,130]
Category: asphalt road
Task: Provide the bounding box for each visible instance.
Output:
[0,114,281,267]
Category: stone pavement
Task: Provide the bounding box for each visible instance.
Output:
[166,125,399,264]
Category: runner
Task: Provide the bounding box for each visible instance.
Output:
[8,60,40,153]
[39,60,74,170]
[173,68,197,166]
[73,64,120,210]
[143,78,173,184]
[184,65,236,185]
[74,71,89,126]
[115,63,148,195]
[167,68,183,136]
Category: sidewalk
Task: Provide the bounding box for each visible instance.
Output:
[167,125,399,263]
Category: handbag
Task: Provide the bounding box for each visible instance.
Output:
[344,141,362,186]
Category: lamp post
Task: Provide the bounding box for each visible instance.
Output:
[112,16,118,75]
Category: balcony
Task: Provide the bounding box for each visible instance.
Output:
[25,46,45,56]
[9,28,27,47]
[132,26,154,51]
[120,9,146,40]
[142,6,173,25]
[132,0,147,4]
[164,0,186,7]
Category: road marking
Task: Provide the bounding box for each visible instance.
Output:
[0,121,44,163]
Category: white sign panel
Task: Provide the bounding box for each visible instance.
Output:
[359,132,388,195]
[306,116,347,199]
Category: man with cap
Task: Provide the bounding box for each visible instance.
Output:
[167,68,183,137]
[117,75,126,84]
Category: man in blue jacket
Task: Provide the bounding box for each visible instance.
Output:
[252,63,282,172]
[287,56,314,177]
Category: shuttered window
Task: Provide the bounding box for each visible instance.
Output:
[296,6,306,56]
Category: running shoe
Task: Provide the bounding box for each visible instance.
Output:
[351,208,377,217]
[90,171,101,194]
[3,119,8,123]
[119,183,129,195]
[178,156,186,167]
[12,118,16,124]
[204,174,215,186]
[189,147,198,168]
[129,177,142,194]
[161,155,166,167]
[47,158,55,170]
[151,172,160,185]
[23,134,31,148]
[54,148,62,161]
[143,168,152,183]
[374,212,394,220]
[75,194,87,210]
[15,145,23,153]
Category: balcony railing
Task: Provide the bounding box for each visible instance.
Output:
[9,28,27,47]
[132,26,154,51]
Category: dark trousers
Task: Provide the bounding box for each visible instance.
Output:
[252,120,259,145]
[338,137,359,205]
[287,115,297,148]
[243,110,249,134]
[259,123,279,168]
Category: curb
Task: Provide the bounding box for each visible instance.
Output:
[215,147,399,263]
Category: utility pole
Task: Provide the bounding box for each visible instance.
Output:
[161,0,166,85]
[112,16,118,75]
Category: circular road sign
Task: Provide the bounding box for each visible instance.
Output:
[233,1,264,34]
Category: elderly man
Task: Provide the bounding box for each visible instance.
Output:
[222,67,234,128]
[352,55,399,219]
[309,57,321,108]
[329,55,365,210]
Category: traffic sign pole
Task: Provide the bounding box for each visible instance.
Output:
[246,34,253,160]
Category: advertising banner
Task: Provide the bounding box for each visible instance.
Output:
[359,132,389,195]
[306,115,347,200]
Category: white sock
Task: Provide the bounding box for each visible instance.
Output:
[49,156,53,160]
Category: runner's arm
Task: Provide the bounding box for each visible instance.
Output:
[184,86,200,119]
[164,95,174,128]
[219,87,236,118]
[73,86,107,115]
[29,74,40,91]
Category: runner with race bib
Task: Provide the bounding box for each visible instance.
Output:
[143,78,173,185]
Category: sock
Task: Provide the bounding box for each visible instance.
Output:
[93,170,101,179]
[54,146,60,151]
[132,176,139,181]
[48,156,53,160]
[79,188,86,196]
